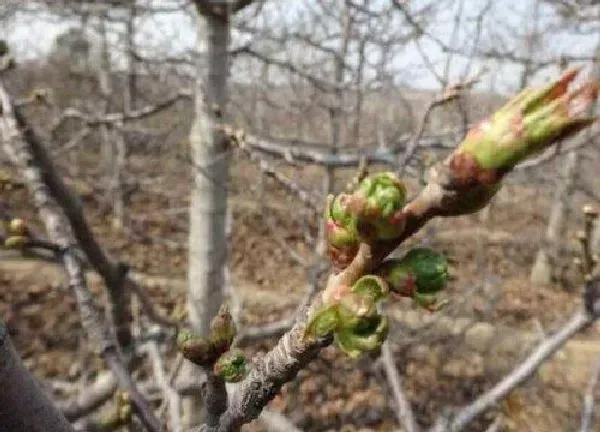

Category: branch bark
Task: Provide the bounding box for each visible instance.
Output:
[0,322,75,432]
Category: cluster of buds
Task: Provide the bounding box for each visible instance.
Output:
[376,247,450,311]
[177,305,247,382]
[2,218,29,249]
[449,68,598,194]
[305,275,390,358]
[314,69,598,359]
[327,172,407,268]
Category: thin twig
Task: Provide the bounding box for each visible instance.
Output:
[224,126,321,212]
[381,341,419,432]
[145,340,182,432]
[397,93,458,176]
[579,355,600,432]
[59,372,117,421]
[51,90,192,130]
[447,301,600,432]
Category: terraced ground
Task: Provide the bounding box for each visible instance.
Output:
[1,152,599,431]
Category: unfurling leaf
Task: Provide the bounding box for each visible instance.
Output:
[214,350,247,383]
[306,275,391,357]
[334,315,389,359]
[305,305,340,339]
[451,68,598,185]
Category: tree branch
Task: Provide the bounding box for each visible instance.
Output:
[579,354,600,432]
[0,322,75,432]
[0,81,164,432]
[381,341,419,432]
[444,280,600,431]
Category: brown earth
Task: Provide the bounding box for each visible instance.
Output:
[1,150,599,432]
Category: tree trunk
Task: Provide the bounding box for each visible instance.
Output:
[530,151,578,284]
[317,4,353,255]
[183,9,231,429]
[97,13,113,181]
[531,35,600,285]
[0,323,75,432]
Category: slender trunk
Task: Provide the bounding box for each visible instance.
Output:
[351,36,367,148]
[124,1,137,114]
[111,125,126,231]
[93,14,132,352]
[519,0,540,90]
[183,9,231,429]
[317,4,352,255]
[531,35,600,285]
[112,2,136,231]
[0,323,75,432]
[254,61,269,200]
[530,151,579,284]
[97,14,112,180]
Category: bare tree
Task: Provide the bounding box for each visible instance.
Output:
[3,2,600,432]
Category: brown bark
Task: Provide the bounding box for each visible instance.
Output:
[0,323,74,432]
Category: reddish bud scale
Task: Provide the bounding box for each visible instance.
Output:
[455,68,598,176]
[327,243,360,269]
[448,152,505,188]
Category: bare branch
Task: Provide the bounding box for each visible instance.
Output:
[579,355,600,432]
[446,288,600,431]
[52,90,192,130]
[225,126,321,212]
[59,372,117,422]
[0,82,164,432]
[381,341,419,432]
[144,340,182,432]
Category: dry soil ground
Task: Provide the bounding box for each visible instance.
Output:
[1,151,600,432]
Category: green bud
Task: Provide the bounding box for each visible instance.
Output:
[307,276,391,355]
[327,219,360,269]
[452,68,598,183]
[327,195,360,269]
[209,304,236,354]
[378,247,449,309]
[176,329,214,366]
[214,350,247,383]
[4,236,28,249]
[351,172,407,240]
[326,173,407,269]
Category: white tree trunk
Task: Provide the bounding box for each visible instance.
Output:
[183,9,231,429]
